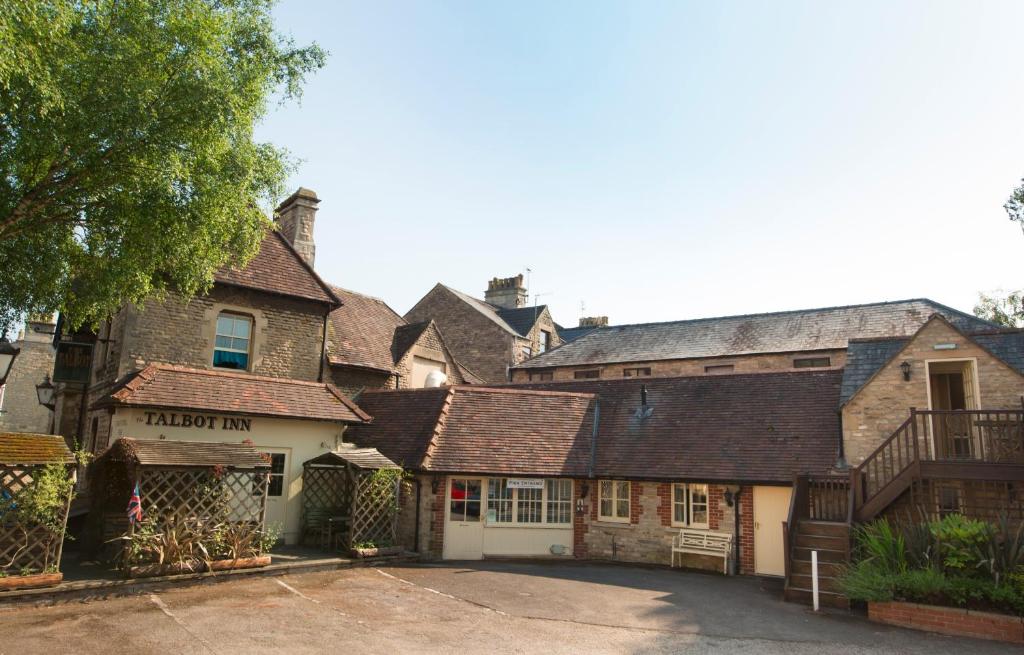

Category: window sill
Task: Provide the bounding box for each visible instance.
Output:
[484,523,572,530]
[666,525,712,532]
[593,520,634,529]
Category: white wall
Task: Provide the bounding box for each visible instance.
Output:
[110,408,345,544]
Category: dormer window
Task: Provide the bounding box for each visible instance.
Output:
[214,313,252,370]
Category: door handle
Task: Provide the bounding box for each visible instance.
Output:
[754,522,760,529]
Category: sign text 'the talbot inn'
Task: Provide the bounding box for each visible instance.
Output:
[142,411,252,432]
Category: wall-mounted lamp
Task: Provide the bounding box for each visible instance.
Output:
[723,485,740,507]
[900,360,912,382]
[35,374,56,410]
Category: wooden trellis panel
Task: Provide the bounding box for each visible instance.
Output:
[138,468,266,524]
[0,464,71,574]
[349,473,399,548]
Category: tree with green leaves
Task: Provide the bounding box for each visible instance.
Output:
[0,0,326,332]
[974,290,1024,328]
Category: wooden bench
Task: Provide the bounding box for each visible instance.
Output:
[672,528,733,574]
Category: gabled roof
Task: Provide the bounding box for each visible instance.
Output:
[98,438,269,469]
[555,323,601,344]
[496,306,549,337]
[439,285,524,336]
[517,371,843,483]
[215,230,340,306]
[392,321,432,363]
[516,298,997,369]
[327,286,407,372]
[347,387,596,476]
[94,364,370,424]
[0,433,75,465]
[349,372,842,483]
[304,445,400,470]
[839,316,1024,406]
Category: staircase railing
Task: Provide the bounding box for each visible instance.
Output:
[852,408,1024,521]
[783,473,851,582]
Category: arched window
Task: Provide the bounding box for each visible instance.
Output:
[213,313,252,370]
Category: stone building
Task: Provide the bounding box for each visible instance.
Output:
[511,299,995,382]
[325,285,476,396]
[0,315,57,434]
[405,275,561,383]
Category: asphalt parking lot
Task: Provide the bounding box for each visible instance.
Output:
[0,561,1012,654]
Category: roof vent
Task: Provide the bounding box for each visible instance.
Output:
[634,384,654,420]
[424,370,448,388]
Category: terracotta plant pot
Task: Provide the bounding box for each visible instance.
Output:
[350,545,402,558]
[127,555,272,578]
[0,572,63,591]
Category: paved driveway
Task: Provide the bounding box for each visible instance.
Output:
[0,561,1012,654]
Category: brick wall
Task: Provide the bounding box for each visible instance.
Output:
[842,318,1024,465]
[510,349,846,383]
[738,486,755,574]
[869,601,1024,644]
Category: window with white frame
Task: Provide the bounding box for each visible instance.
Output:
[672,483,709,528]
[598,480,630,522]
[213,313,252,370]
[486,478,572,525]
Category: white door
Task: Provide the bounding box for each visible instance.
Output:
[259,449,289,537]
[753,486,792,576]
[443,477,484,560]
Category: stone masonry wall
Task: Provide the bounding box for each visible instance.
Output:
[0,339,55,433]
[511,349,846,382]
[842,319,1024,465]
[575,480,753,574]
[405,286,515,383]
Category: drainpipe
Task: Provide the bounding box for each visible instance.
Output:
[318,310,330,382]
[588,398,600,478]
[834,410,848,470]
[733,488,741,575]
[413,477,422,553]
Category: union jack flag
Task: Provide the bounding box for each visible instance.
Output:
[127,482,143,524]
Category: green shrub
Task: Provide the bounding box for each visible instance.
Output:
[853,520,907,575]
[930,514,990,574]
[840,562,896,602]
[892,568,948,603]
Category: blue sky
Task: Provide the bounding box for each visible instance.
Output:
[256,1,1024,327]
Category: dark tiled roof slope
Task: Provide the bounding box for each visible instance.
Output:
[426,387,594,476]
[517,371,843,483]
[346,388,453,467]
[840,338,908,405]
[516,299,996,369]
[556,324,600,344]
[215,230,339,305]
[347,387,595,476]
[392,321,431,363]
[100,438,269,469]
[306,445,401,470]
[95,364,369,423]
[496,306,549,338]
[327,286,407,371]
[839,328,1024,406]
[0,433,74,465]
[972,330,1024,377]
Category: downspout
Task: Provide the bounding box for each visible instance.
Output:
[318,310,329,383]
[413,477,422,552]
[733,487,741,575]
[834,410,848,470]
[588,398,600,478]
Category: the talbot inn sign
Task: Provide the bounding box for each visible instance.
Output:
[141,411,252,432]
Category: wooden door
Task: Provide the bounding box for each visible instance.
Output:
[753,486,792,576]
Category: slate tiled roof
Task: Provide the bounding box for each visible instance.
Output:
[347,387,595,476]
[392,321,431,363]
[215,230,340,306]
[0,433,75,465]
[495,306,549,338]
[518,372,843,483]
[839,326,1024,406]
[94,364,370,423]
[840,338,908,405]
[349,372,841,483]
[555,323,601,344]
[516,299,996,369]
[100,438,269,469]
[327,286,407,371]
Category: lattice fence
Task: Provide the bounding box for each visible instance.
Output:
[349,472,400,548]
[0,464,71,574]
[138,468,267,524]
[301,466,353,546]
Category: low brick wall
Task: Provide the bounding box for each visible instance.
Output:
[868,601,1024,644]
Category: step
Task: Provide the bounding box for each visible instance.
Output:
[792,546,847,563]
[797,520,850,538]
[783,586,850,609]
[794,533,849,550]
[790,559,844,577]
[788,573,844,594]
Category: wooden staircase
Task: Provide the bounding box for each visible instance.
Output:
[783,520,849,608]
[782,407,1024,609]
